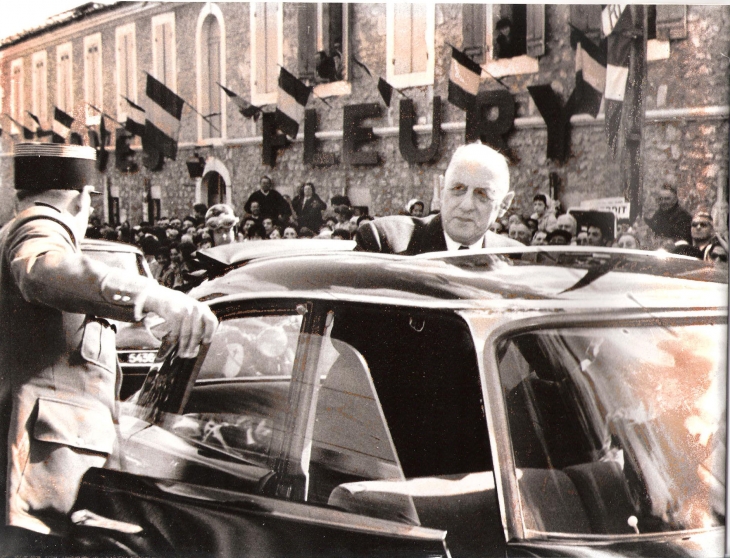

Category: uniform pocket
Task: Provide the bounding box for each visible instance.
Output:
[79,318,117,373]
[33,397,115,454]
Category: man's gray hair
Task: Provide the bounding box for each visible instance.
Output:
[444,142,510,189]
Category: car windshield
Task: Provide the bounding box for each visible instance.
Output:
[497,321,726,537]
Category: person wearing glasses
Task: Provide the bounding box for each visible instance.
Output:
[645,184,692,244]
[690,210,716,254]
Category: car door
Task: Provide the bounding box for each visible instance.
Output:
[71,298,449,557]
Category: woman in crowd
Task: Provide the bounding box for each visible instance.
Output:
[293,182,327,233]
[205,204,239,246]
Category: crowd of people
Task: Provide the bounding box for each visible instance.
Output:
[85,174,728,293]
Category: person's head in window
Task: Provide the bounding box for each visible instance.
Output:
[495,17,518,60]
[315,50,338,82]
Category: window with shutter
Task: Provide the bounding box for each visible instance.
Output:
[84,33,103,125]
[525,4,545,58]
[31,51,48,126]
[570,5,602,45]
[484,4,541,77]
[298,4,317,81]
[656,5,687,41]
[462,4,486,63]
[152,12,177,91]
[386,2,435,89]
[197,3,225,141]
[251,2,282,105]
[116,23,137,122]
[10,59,23,135]
[56,43,73,115]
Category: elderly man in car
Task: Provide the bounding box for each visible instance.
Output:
[355,142,522,254]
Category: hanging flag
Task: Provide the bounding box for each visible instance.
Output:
[603,4,634,157]
[218,83,262,121]
[448,46,482,111]
[27,111,41,130]
[6,116,35,140]
[89,116,110,172]
[275,67,311,138]
[122,96,146,138]
[144,74,184,160]
[377,78,395,107]
[570,26,606,118]
[52,107,74,142]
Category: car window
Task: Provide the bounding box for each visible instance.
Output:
[497,321,726,537]
[123,308,420,526]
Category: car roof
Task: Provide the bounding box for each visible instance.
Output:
[196,238,357,275]
[81,238,143,256]
[189,247,728,311]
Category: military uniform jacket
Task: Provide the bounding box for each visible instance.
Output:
[0,204,155,536]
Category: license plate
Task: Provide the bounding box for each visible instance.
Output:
[123,351,157,364]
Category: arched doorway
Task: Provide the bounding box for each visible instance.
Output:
[203,171,226,206]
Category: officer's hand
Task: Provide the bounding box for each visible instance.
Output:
[143,286,218,358]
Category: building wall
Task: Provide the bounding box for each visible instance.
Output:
[0,3,727,226]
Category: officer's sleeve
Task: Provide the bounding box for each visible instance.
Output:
[8,218,156,322]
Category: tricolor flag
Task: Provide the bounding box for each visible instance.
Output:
[603,4,633,157]
[448,46,482,111]
[52,107,74,143]
[143,74,184,160]
[122,96,146,138]
[218,83,262,121]
[570,26,606,118]
[275,67,311,138]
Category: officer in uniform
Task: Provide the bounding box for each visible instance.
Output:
[0,143,217,554]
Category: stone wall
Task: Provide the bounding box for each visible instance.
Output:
[0,3,727,226]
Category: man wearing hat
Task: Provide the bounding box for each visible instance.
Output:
[645,183,692,244]
[355,142,522,255]
[0,144,218,553]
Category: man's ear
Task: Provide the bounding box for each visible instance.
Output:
[498,191,515,217]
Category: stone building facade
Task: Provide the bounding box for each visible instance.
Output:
[0,2,727,227]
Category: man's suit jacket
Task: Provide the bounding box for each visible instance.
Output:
[354,213,522,255]
[0,204,156,536]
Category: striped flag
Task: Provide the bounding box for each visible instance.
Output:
[26,111,52,138]
[570,26,606,118]
[448,46,482,111]
[603,4,634,157]
[52,107,74,143]
[275,67,311,138]
[218,83,262,121]
[377,78,394,107]
[122,96,146,138]
[143,74,184,160]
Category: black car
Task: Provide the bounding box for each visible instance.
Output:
[81,239,160,398]
[71,246,727,557]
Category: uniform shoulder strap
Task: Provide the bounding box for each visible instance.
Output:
[7,204,79,248]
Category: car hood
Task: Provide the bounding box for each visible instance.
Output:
[510,528,723,557]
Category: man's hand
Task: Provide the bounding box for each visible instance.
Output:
[143,285,218,358]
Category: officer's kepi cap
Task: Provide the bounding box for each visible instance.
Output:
[14,143,100,193]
